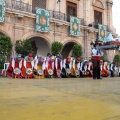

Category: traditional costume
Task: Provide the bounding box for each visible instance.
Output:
[6,54,22,78]
[75,57,81,77]
[102,61,109,77]
[65,56,71,78]
[21,53,34,78]
[51,56,57,78]
[61,59,66,78]
[114,62,119,77]
[92,43,102,79]
[45,56,55,78]
[118,65,120,77]
[70,57,76,77]
[33,56,45,79]
[109,62,115,77]
[81,60,89,77]
[44,53,52,78]
[87,60,93,77]
[55,56,62,78]
[79,59,83,77]
[100,60,106,77]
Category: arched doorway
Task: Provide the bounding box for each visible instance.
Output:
[30,37,50,57]
[0,32,6,36]
[62,42,77,58]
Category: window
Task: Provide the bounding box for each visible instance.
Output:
[66,1,77,17]
[32,0,46,12]
[94,10,102,24]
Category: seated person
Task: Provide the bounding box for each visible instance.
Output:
[6,54,22,78]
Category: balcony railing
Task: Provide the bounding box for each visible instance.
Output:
[88,22,110,31]
[6,0,84,25]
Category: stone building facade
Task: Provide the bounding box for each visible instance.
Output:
[0,0,116,60]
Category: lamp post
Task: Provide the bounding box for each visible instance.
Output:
[57,0,61,18]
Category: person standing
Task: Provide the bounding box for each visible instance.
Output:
[92,42,103,79]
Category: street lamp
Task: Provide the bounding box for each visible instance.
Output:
[57,0,61,18]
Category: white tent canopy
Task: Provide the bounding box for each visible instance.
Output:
[104,33,113,43]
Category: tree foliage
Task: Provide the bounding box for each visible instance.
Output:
[51,41,63,56]
[72,44,82,58]
[113,54,120,65]
[15,39,33,57]
[0,35,12,69]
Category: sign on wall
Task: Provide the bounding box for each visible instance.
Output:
[36,7,50,32]
[70,16,80,37]
[98,24,107,41]
[0,0,6,23]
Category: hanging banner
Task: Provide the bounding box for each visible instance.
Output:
[70,16,80,37]
[36,7,50,32]
[98,24,107,41]
[0,0,6,23]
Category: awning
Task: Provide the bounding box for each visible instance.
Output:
[97,44,118,50]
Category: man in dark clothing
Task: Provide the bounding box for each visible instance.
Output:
[92,42,103,79]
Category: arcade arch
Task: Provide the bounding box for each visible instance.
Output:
[62,41,82,58]
[0,30,10,37]
[30,37,50,57]
[0,32,5,36]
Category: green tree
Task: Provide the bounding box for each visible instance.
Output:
[101,56,104,60]
[113,54,120,65]
[0,36,12,69]
[72,44,82,58]
[51,41,63,56]
[15,39,33,57]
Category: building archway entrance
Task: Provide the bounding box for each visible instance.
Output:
[62,42,77,58]
[0,32,7,36]
[30,37,50,57]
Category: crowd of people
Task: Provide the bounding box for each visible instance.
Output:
[5,51,120,79]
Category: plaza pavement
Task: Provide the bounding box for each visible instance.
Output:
[0,77,120,120]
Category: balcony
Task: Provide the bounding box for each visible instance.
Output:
[6,0,84,25]
[88,22,111,32]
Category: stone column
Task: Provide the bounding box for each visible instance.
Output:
[6,0,11,7]
[83,0,90,26]
[83,29,88,59]
[106,0,113,31]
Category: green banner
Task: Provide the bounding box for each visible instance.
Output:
[70,16,80,37]
[0,0,6,23]
[98,24,107,41]
[36,7,50,32]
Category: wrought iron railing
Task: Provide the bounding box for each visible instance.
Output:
[6,0,33,13]
[6,0,84,25]
[88,22,109,31]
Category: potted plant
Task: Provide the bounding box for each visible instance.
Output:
[72,44,82,58]
[113,54,120,65]
[0,35,12,75]
[15,39,33,57]
[51,41,63,56]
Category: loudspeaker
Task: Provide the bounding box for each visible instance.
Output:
[88,24,92,27]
